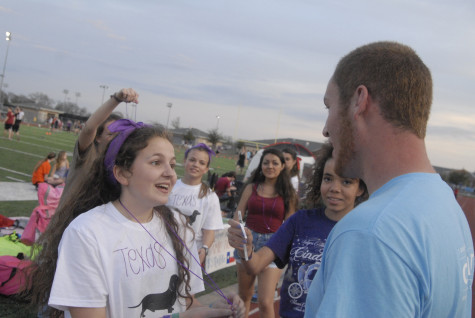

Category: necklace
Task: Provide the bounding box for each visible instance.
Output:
[117,199,231,305]
[260,191,278,231]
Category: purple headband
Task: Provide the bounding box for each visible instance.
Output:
[184,143,216,163]
[104,119,149,184]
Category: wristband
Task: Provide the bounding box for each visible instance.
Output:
[110,94,122,103]
[201,245,209,256]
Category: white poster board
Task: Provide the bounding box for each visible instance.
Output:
[205,222,236,273]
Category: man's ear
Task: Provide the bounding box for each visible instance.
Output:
[113,165,130,186]
[352,85,370,119]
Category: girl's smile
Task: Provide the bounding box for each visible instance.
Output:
[321,158,363,221]
[118,136,177,212]
[183,149,209,185]
[261,154,284,179]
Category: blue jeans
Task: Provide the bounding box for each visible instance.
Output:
[234,228,277,268]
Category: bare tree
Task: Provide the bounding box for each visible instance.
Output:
[29,92,55,108]
[55,102,80,114]
[184,129,195,145]
[236,140,245,150]
[207,128,222,150]
[448,169,472,186]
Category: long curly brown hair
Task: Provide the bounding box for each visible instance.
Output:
[24,125,193,317]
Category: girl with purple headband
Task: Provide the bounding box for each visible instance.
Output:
[168,143,224,266]
[27,120,244,318]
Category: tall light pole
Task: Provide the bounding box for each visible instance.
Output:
[0,31,12,110]
[100,85,108,104]
[75,92,81,105]
[130,103,137,121]
[166,103,173,129]
[216,115,221,130]
[63,89,69,103]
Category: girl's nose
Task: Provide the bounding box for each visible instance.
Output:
[329,182,341,193]
[164,164,175,176]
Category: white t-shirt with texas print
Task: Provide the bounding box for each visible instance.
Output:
[167,179,223,249]
[49,202,204,318]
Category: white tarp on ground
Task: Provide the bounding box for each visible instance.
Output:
[0,182,38,201]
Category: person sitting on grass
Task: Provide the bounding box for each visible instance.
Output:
[31,152,56,190]
[215,171,237,199]
[46,151,70,186]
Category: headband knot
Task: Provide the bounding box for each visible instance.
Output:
[104,119,148,184]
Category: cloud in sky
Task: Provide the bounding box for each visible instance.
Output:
[1,0,474,171]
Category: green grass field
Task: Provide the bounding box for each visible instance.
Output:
[0,125,240,317]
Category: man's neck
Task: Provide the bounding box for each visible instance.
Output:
[361,131,435,195]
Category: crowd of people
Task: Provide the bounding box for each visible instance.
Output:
[6,41,472,318]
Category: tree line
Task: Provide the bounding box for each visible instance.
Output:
[1,90,90,117]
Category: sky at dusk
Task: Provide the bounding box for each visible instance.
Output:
[1,0,474,171]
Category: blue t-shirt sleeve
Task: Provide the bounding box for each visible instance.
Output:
[265,214,296,269]
[305,230,420,318]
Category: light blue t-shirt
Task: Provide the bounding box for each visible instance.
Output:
[305,173,474,318]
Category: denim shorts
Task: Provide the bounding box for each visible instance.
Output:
[234,228,277,268]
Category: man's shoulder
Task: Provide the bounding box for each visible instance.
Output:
[333,173,464,244]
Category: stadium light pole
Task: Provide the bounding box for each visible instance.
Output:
[75,92,81,104]
[63,89,69,103]
[130,103,137,121]
[100,85,109,104]
[0,31,12,110]
[166,103,173,129]
[216,115,221,130]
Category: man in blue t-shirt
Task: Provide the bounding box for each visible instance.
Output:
[305,42,474,317]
